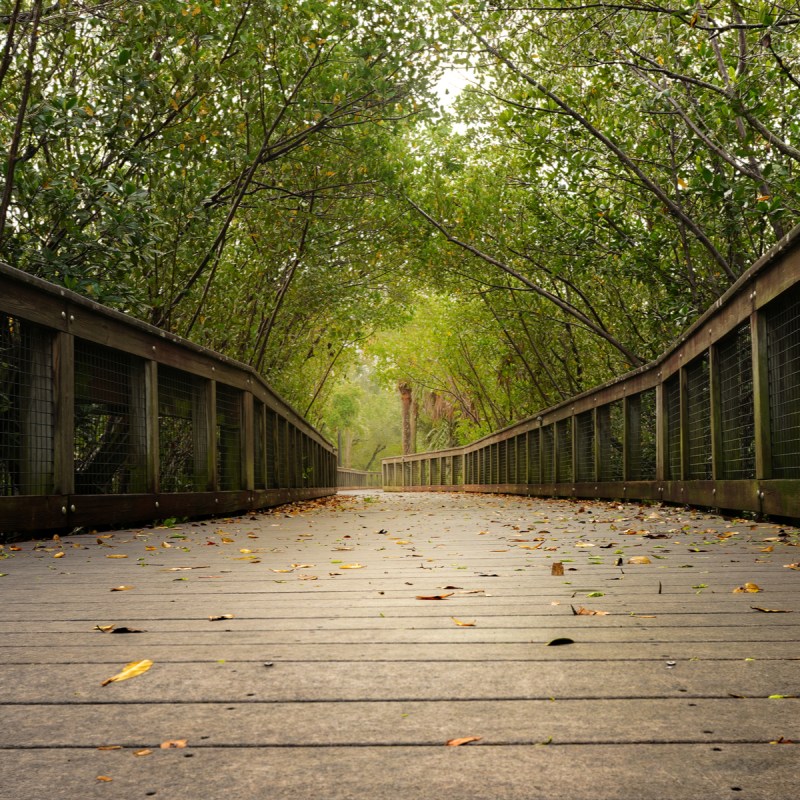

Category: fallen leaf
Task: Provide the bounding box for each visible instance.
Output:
[161,541,172,549]
[106,554,128,559]
[571,606,610,616]
[627,556,652,565]
[145,546,157,551]
[340,563,365,569]
[160,739,187,749]
[769,737,795,744]
[291,563,315,569]
[96,776,113,782]
[452,617,476,627]
[97,745,122,751]
[101,659,153,686]
[546,637,575,646]
[445,736,482,747]
[133,749,152,757]
[784,563,800,570]
[751,607,792,613]
[551,562,564,576]
[53,552,65,558]
[110,586,134,592]
[239,548,252,554]
[733,582,762,593]
[220,537,234,544]
[586,591,604,598]
[575,542,596,548]
[94,625,115,633]
[416,593,454,600]
[208,614,234,621]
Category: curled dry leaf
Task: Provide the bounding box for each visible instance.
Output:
[416,593,453,600]
[53,552,65,558]
[451,617,476,627]
[751,607,792,613]
[161,541,172,548]
[551,562,564,576]
[133,749,152,757]
[97,745,122,751]
[101,659,153,686]
[340,563,365,569]
[627,556,652,565]
[96,776,113,782]
[571,606,610,616]
[110,585,134,592]
[106,554,128,559]
[784,563,800,570]
[445,736,482,747]
[291,563,315,569]
[208,614,234,621]
[94,625,115,632]
[160,739,187,749]
[733,582,762,593]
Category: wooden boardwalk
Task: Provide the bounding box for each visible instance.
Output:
[1,490,798,799]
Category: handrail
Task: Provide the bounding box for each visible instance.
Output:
[383,224,800,521]
[337,468,382,489]
[0,262,337,534]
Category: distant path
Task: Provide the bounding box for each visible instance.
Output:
[1,491,798,799]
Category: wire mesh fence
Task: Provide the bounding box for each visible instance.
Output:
[686,353,712,480]
[0,314,54,496]
[575,411,594,482]
[767,285,800,478]
[74,339,147,495]
[556,418,572,483]
[718,323,755,479]
[664,377,682,480]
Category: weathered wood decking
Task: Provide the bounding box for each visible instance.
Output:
[1,490,798,799]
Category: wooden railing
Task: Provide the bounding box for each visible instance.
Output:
[337,468,383,489]
[383,225,800,520]
[0,263,337,534]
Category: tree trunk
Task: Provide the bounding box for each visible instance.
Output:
[399,381,413,455]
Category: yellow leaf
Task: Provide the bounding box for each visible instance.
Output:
[627,556,652,564]
[53,552,65,558]
[134,749,152,757]
[452,617,476,627]
[161,541,172,549]
[677,177,687,189]
[757,195,771,202]
[96,745,122,751]
[94,625,115,632]
[106,554,128,559]
[110,586,133,592]
[145,546,157,551]
[733,582,762,593]
[239,548,252,554]
[101,659,153,686]
[340,563,365,569]
[220,537,234,544]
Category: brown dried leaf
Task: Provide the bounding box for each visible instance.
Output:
[627,556,652,565]
[133,749,152,757]
[94,625,115,633]
[291,563,315,569]
[208,614,234,621]
[160,739,187,749]
[220,537,234,544]
[733,582,762,593]
[416,593,454,600]
[96,776,113,782]
[101,659,153,686]
[110,585,134,592]
[751,607,792,613]
[451,617,476,627]
[551,562,565,576]
[572,606,610,616]
[97,745,122,751]
[106,554,128,559]
[784,563,800,570]
[445,736,482,747]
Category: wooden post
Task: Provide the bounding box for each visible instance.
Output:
[243,391,254,491]
[143,360,159,494]
[751,310,772,480]
[53,331,74,497]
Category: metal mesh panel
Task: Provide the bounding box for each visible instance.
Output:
[419,459,427,485]
[508,437,517,483]
[0,315,54,496]
[74,339,146,494]
[664,376,681,480]
[767,288,800,477]
[556,418,572,483]
[489,443,497,483]
[404,461,412,485]
[216,384,242,490]
[718,324,755,479]
[443,457,452,484]
[158,366,209,493]
[412,460,420,486]
[628,389,657,480]
[686,354,712,480]
[575,411,594,482]
[453,454,463,484]
[599,402,624,481]
[529,430,540,483]
[265,409,278,488]
[541,425,554,483]
[516,435,527,483]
